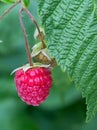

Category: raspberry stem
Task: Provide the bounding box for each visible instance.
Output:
[19,7,33,66]
[23,8,46,49]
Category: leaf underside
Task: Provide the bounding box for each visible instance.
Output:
[38,0,97,121]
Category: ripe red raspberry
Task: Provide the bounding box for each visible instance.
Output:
[14,67,52,106]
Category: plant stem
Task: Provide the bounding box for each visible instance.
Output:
[23,7,46,48]
[19,7,33,66]
[0,0,20,20]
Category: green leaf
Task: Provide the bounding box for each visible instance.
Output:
[0,0,15,3]
[22,0,30,8]
[38,0,97,121]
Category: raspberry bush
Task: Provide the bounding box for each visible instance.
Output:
[0,0,97,122]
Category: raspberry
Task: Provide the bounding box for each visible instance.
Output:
[14,67,52,106]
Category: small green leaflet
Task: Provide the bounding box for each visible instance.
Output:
[22,0,30,8]
[38,0,97,122]
[94,0,97,17]
[0,0,15,3]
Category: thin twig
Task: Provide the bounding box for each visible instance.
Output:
[19,7,33,66]
[23,7,46,48]
[0,0,21,20]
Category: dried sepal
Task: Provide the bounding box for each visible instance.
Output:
[34,27,45,40]
[11,63,51,75]
[31,42,57,67]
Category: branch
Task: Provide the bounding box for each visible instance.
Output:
[19,7,33,66]
[0,0,20,21]
[23,7,46,48]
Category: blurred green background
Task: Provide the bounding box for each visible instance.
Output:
[0,1,97,130]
